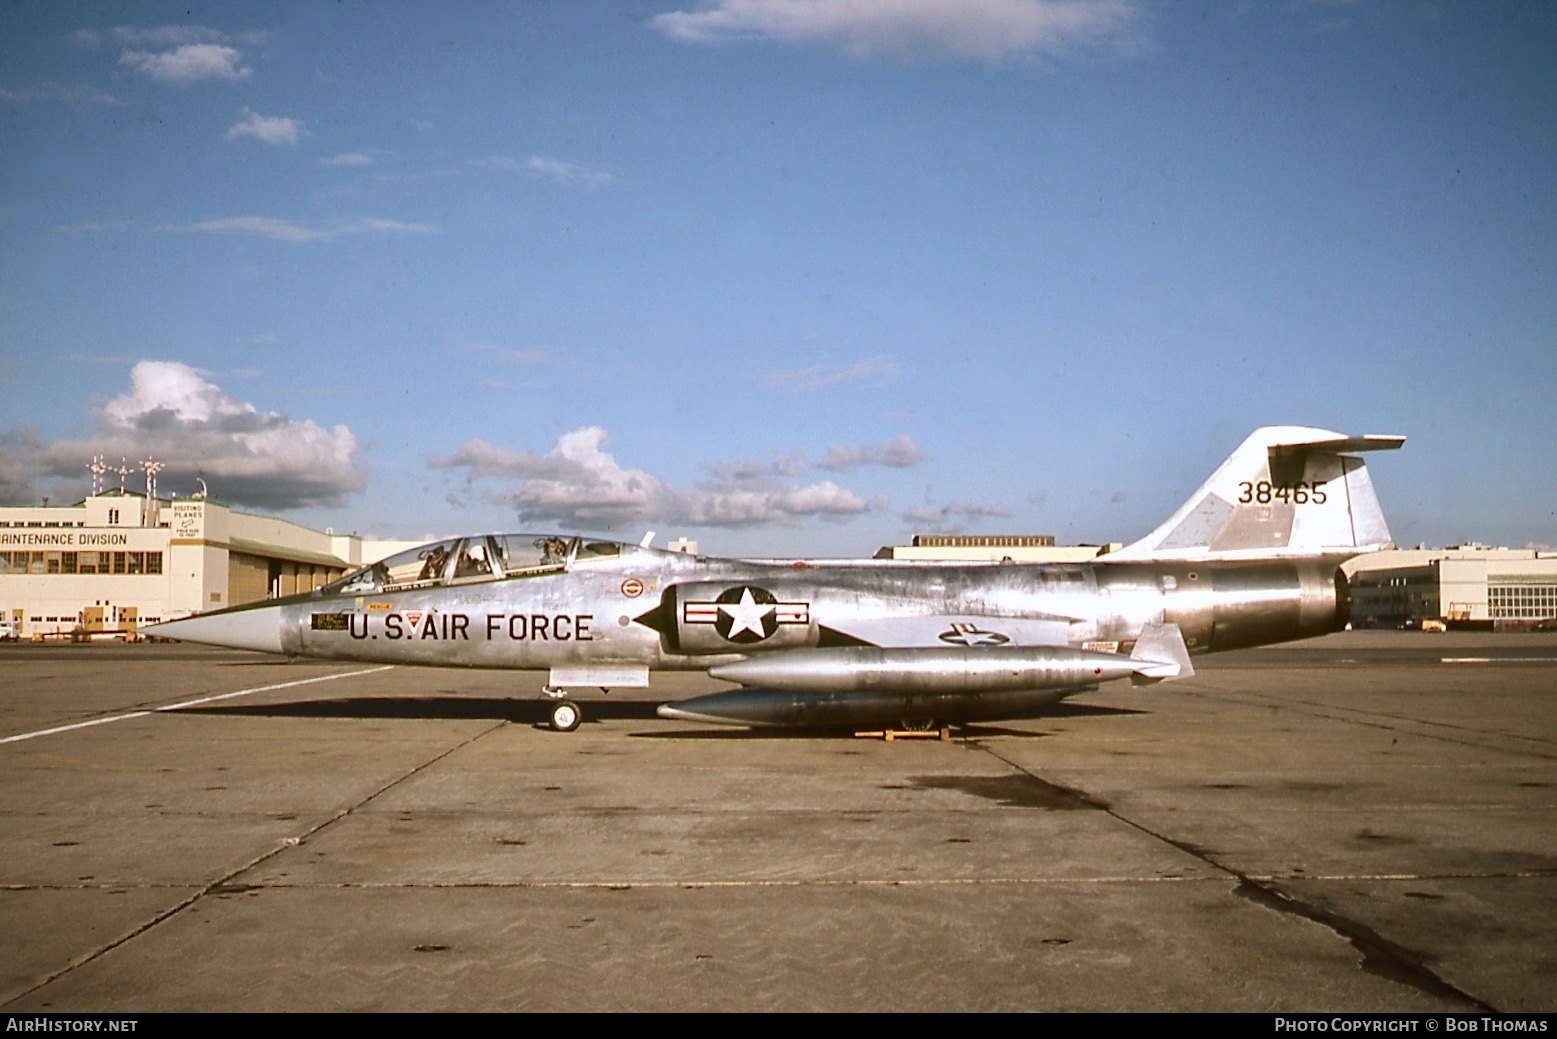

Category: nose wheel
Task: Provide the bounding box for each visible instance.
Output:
[548,698,582,732]
[541,684,602,733]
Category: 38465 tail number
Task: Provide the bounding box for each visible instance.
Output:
[1238,481,1327,505]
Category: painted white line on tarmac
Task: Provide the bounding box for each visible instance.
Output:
[1442,657,1557,664]
[0,666,394,746]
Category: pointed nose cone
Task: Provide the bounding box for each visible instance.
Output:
[657,701,770,727]
[151,604,285,654]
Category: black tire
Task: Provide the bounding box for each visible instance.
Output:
[549,700,582,732]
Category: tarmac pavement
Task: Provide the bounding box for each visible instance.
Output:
[0,632,1553,1011]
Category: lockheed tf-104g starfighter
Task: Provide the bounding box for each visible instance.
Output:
[152,426,1403,732]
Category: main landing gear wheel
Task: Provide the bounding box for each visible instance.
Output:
[549,699,582,733]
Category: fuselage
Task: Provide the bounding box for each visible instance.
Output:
[227,537,1346,670]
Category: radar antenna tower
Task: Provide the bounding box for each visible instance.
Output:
[141,458,163,501]
[87,455,108,496]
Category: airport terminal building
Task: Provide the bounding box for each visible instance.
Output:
[0,491,369,638]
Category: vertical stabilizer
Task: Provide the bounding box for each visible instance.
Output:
[1107,426,1404,563]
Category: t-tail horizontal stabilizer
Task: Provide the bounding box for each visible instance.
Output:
[1107,426,1404,563]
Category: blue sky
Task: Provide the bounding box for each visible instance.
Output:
[2,1,1553,555]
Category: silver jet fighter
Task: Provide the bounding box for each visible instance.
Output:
[151,426,1403,732]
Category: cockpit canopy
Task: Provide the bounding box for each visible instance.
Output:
[320,534,623,596]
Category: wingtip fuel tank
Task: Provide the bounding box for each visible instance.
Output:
[708,645,1145,694]
[661,637,1193,727]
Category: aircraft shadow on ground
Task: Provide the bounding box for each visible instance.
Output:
[179,696,662,724]
[177,696,1146,738]
[636,701,1148,740]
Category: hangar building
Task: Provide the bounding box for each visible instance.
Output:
[874,534,1122,562]
[1344,546,1557,630]
[0,491,370,638]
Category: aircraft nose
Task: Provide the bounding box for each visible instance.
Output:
[150,604,285,654]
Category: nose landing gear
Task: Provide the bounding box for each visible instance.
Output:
[541,685,583,732]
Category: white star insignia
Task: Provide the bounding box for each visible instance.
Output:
[938,622,1010,646]
[720,588,774,640]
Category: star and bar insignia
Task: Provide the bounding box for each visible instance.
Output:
[683,585,810,644]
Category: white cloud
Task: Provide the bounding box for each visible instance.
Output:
[902,498,1012,533]
[110,26,267,48]
[467,155,524,173]
[80,26,240,50]
[371,168,459,187]
[180,218,327,243]
[468,155,617,187]
[225,108,301,146]
[700,436,922,487]
[320,153,374,167]
[346,217,438,235]
[120,43,251,84]
[766,355,897,393]
[652,0,1142,61]
[430,438,577,482]
[524,156,617,188]
[705,452,809,483]
[6,361,366,510]
[816,435,926,471]
[430,427,876,529]
[168,216,438,244]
